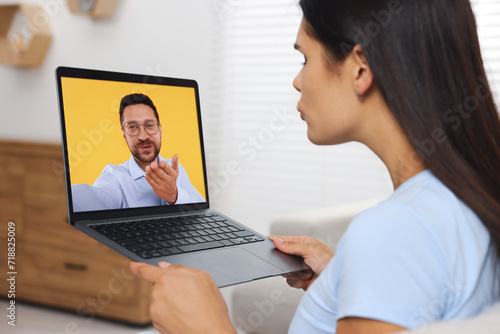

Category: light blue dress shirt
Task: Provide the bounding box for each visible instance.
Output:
[289,170,499,333]
[72,155,205,211]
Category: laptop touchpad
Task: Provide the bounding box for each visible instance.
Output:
[189,247,281,281]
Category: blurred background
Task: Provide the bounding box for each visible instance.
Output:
[0,0,498,333]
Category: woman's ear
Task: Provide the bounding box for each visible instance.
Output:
[351,44,374,99]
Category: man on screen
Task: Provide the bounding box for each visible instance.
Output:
[72,93,205,211]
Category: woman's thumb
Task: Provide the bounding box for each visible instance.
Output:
[270,237,308,257]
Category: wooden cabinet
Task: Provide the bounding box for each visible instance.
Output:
[0,140,152,325]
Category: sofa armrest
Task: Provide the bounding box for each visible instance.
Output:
[399,302,500,334]
[270,199,381,250]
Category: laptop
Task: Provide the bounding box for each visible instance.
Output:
[56,66,306,287]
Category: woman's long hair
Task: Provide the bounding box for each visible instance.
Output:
[299,0,500,280]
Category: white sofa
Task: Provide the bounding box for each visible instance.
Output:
[230,200,500,334]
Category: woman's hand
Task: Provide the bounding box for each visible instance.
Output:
[129,261,236,334]
[269,236,334,290]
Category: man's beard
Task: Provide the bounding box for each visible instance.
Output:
[131,139,161,164]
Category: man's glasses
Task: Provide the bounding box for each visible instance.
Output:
[122,120,159,136]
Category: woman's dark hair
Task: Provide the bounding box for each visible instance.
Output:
[299,0,500,277]
[119,93,160,125]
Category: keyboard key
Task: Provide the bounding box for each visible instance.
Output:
[178,241,225,253]
[172,233,183,239]
[217,221,229,227]
[180,232,192,238]
[226,232,238,239]
[158,248,171,256]
[234,230,255,238]
[220,240,235,246]
[165,247,183,255]
[163,234,174,240]
[149,242,163,249]
[138,252,152,259]
[126,245,144,253]
[118,239,138,247]
[169,240,182,247]
[159,241,173,248]
[177,239,190,246]
[154,235,166,241]
[178,226,189,232]
[244,236,263,243]
[185,238,199,244]
[230,238,244,245]
[148,250,162,258]
[110,234,126,241]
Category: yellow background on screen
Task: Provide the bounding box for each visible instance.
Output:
[61,77,206,200]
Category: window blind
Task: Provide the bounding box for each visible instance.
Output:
[472,0,500,103]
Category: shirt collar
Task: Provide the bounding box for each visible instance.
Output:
[127,154,164,181]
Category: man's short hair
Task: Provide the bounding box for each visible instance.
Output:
[119,93,159,125]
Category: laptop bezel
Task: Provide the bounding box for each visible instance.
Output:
[56,66,211,225]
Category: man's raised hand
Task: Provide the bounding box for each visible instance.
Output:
[146,154,179,204]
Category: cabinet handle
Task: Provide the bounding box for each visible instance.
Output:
[64,262,88,271]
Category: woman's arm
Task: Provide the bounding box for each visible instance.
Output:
[129,261,236,334]
[337,317,405,334]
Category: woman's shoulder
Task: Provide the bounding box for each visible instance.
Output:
[343,169,490,270]
[351,170,483,235]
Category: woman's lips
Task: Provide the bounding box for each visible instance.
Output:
[298,109,305,121]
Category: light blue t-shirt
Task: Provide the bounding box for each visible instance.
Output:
[289,170,499,333]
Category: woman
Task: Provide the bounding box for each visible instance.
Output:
[130,0,500,333]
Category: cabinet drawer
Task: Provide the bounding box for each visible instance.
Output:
[17,241,151,324]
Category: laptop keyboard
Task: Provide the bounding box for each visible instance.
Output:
[90,212,265,259]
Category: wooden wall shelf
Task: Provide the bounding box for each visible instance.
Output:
[67,0,120,19]
[0,4,52,68]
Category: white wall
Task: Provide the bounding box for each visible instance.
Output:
[0,0,216,143]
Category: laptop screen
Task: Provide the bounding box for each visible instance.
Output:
[56,67,209,222]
